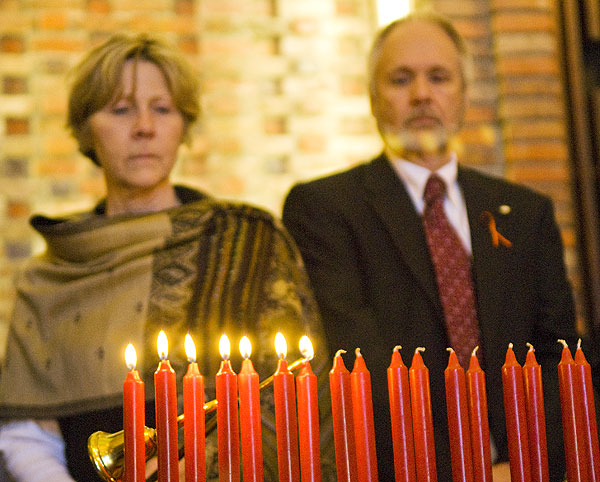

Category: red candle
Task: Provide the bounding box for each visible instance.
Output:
[522,343,548,482]
[350,348,378,482]
[387,345,416,482]
[216,334,240,482]
[575,339,600,481]
[154,330,179,482]
[466,347,492,482]
[238,336,263,482]
[296,336,321,482]
[501,343,531,482]
[183,334,206,482]
[558,339,588,482]
[408,347,437,482]
[124,344,145,482]
[273,332,301,482]
[444,348,473,482]
[329,350,358,482]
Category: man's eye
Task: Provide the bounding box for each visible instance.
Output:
[430,73,451,83]
[390,76,410,85]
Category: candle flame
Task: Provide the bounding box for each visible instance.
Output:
[275,332,287,359]
[157,330,168,360]
[125,343,137,370]
[219,334,230,360]
[239,336,252,359]
[299,335,314,360]
[185,334,196,363]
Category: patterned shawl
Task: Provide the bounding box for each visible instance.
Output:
[0,186,335,480]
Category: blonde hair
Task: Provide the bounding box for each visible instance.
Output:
[67,33,200,164]
[367,11,473,97]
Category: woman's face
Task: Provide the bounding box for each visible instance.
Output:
[88,59,184,194]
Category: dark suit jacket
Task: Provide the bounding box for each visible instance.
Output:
[283,154,578,481]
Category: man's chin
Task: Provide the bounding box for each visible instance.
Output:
[381,129,453,157]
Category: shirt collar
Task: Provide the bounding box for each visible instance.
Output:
[389,153,460,207]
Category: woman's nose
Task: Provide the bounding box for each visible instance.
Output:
[133,108,155,137]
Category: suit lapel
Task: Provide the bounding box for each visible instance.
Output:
[459,168,507,348]
[363,155,444,315]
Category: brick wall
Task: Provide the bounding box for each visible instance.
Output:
[0,0,585,352]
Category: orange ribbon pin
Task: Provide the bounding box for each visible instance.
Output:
[482,210,512,248]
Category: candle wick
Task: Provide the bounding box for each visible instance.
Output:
[508,342,513,350]
[415,347,425,354]
[577,338,582,350]
[557,339,568,349]
[355,347,362,357]
[446,347,454,353]
[393,345,402,352]
[471,346,479,357]
[526,342,534,352]
[335,349,347,358]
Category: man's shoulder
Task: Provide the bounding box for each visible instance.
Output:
[458,166,551,203]
[289,155,385,192]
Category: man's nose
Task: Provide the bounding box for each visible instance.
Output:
[410,75,432,103]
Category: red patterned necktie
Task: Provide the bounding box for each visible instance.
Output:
[422,174,481,368]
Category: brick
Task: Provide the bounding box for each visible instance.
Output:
[2,76,27,94]
[38,11,69,30]
[496,56,560,75]
[506,164,569,182]
[499,77,562,96]
[494,32,557,55]
[87,0,111,14]
[492,13,556,33]
[453,19,489,40]
[500,98,564,118]
[32,37,86,52]
[6,117,29,135]
[6,200,30,219]
[0,35,25,53]
[297,133,327,153]
[491,0,552,9]
[503,120,565,140]
[505,142,568,162]
[464,104,497,123]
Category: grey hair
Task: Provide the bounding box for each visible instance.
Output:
[367,10,473,97]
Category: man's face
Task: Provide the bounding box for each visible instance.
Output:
[370,20,467,158]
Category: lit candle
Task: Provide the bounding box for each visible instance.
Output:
[124,343,145,482]
[238,336,263,482]
[444,348,473,482]
[183,334,205,482]
[408,347,437,481]
[329,350,358,482]
[273,332,301,482]
[154,330,179,482]
[575,339,600,481]
[216,334,240,482]
[387,346,416,482]
[296,336,321,482]
[350,348,378,482]
[522,343,548,482]
[501,343,531,482]
[557,339,588,482]
[466,347,492,482]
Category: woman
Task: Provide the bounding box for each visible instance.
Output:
[0,33,333,481]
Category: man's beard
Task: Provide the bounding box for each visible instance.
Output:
[380,125,457,158]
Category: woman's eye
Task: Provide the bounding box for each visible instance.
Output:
[154,105,172,114]
[111,105,130,115]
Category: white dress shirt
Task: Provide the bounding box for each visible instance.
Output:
[389,154,472,254]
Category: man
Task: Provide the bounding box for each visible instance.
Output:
[283,11,578,481]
